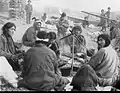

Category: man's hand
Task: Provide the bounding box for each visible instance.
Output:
[12,52,25,62]
[16,52,25,59]
[87,48,95,57]
[11,55,18,62]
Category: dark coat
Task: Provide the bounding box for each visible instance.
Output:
[71,64,98,91]
[20,43,64,91]
[0,34,16,58]
[0,34,21,70]
[56,18,69,37]
[22,26,36,47]
[98,13,106,27]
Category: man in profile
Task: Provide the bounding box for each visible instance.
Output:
[25,0,33,24]
[22,19,42,47]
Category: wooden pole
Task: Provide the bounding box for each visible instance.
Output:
[81,11,119,24]
[70,34,75,76]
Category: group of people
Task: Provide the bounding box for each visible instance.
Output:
[98,7,111,32]
[0,21,70,91]
[97,7,120,56]
[0,8,120,91]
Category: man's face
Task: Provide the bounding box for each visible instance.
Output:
[8,26,16,36]
[101,10,104,13]
[97,37,105,49]
[73,29,81,35]
[35,22,41,30]
[28,1,31,4]
[108,8,111,11]
[76,30,81,34]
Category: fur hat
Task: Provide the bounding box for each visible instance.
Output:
[28,0,31,2]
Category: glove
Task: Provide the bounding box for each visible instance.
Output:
[11,52,25,62]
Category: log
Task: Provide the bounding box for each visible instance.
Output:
[81,11,110,20]
[81,11,118,24]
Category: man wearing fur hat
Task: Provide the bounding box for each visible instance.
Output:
[22,19,42,47]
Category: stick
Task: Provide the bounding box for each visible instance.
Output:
[81,11,118,24]
[70,34,75,76]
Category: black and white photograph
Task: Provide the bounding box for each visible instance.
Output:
[0,0,120,91]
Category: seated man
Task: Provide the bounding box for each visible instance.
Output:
[18,31,69,91]
[0,56,18,88]
[67,25,87,54]
[71,34,120,91]
[22,19,42,47]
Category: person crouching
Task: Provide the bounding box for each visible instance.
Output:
[18,31,69,91]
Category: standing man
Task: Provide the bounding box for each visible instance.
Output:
[56,12,69,52]
[25,0,33,24]
[82,16,89,28]
[41,13,47,23]
[105,7,111,27]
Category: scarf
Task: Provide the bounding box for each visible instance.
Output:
[6,35,16,54]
